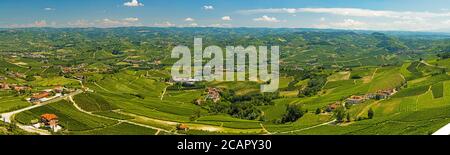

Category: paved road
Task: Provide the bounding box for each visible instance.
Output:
[0,90,82,135]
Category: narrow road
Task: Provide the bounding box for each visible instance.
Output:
[271,119,336,135]
[160,86,168,101]
[260,123,270,134]
[0,90,82,135]
[94,82,113,93]
[420,60,446,69]
[68,96,180,135]
[371,68,378,80]
[1,90,83,123]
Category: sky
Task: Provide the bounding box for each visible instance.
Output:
[1,0,450,32]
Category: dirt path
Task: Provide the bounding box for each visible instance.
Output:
[93,82,113,93]
[68,96,179,135]
[160,86,169,101]
[415,86,432,105]
[356,101,379,118]
[421,60,446,69]
[16,124,51,135]
[260,123,270,134]
[371,68,378,80]
[272,119,336,134]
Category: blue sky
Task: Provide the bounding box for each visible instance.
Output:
[1,0,450,32]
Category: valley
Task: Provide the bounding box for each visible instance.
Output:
[0,28,449,135]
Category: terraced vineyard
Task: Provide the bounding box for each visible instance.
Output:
[1,27,450,135]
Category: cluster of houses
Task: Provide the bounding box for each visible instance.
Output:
[32,113,61,132]
[195,87,222,105]
[345,89,397,105]
[326,102,342,112]
[27,86,73,104]
[206,87,221,103]
[3,52,47,59]
[6,72,26,79]
[0,82,31,92]
[176,123,189,131]
[326,88,397,112]
[60,64,110,74]
[172,77,202,85]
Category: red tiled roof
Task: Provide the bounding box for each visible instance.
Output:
[41,114,58,120]
[33,92,50,99]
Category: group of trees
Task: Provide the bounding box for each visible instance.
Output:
[167,82,206,90]
[298,75,327,97]
[278,104,307,124]
[203,90,278,120]
[437,53,450,59]
[335,107,374,123]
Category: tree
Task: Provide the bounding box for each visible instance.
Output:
[368,108,374,119]
[189,109,201,121]
[315,108,321,115]
[335,107,346,123]
[7,122,17,132]
[346,113,351,122]
[281,104,306,123]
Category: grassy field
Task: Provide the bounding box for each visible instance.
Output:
[4,60,449,135]
[73,92,118,112]
[328,71,350,81]
[31,76,80,87]
[0,92,31,113]
[15,100,117,131]
[71,122,158,135]
[432,82,444,98]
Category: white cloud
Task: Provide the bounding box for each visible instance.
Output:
[44,8,55,11]
[203,5,214,10]
[67,20,93,27]
[185,17,195,22]
[154,21,176,27]
[253,15,280,23]
[98,18,141,27]
[313,19,370,30]
[33,20,47,27]
[124,0,144,7]
[320,17,326,21]
[208,23,232,27]
[240,8,297,14]
[190,23,198,26]
[332,19,367,29]
[222,16,232,21]
[240,8,450,20]
[123,17,139,22]
[8,20,48,28]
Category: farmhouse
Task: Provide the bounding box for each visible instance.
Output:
[367,89,397,100]
[40,114,61,132]
[172,77,201,85]
[0,82,11,90]
[7,72,26,78]
[30,92,51,104]
[54,86,64,93]
[326,102,341,112]
[205,87,221,103]
[345,95,366,104]
[177,123,189,131]
[14,86,31,92]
